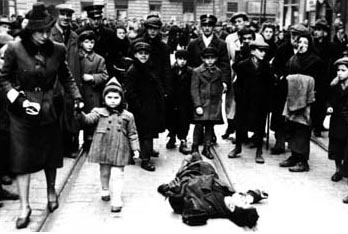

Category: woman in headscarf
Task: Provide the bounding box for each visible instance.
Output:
[0,3,82,228]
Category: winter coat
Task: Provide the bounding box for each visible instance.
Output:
[79,51,108,112]
[233,57,273,132]
[125,60,166,138]
[166,64,193,129]
[191,64,225,124]
[82,107,139,166]
[50,24,81,133]
[130,33,172,96]
[0,38,81,174]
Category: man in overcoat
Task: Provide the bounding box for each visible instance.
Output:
[51,4,81,157]
[187,14,231,151]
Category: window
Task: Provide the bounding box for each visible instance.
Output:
[149,0,162,15]
[115,0,128,20]
[183,1,194,13]
[226,2,238,19]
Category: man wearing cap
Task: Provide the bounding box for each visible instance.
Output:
[187,14,230,152]
[76,4,118,77]
[51,4,81,158]
[270,24,309,155]
[311,19,341,137]
[0,16,13,48]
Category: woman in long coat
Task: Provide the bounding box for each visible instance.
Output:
[0,3,81,228]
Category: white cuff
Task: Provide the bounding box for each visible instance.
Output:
[7,89,19,103]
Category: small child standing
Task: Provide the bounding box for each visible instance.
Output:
[166,50,193,155]
[78,30,108,151]
[191,47,228,159]
[79,78,140,212]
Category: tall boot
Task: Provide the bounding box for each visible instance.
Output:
[202,144,217,159]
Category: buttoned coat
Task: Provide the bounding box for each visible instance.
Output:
[0,39,81,173]
[191,64,225,124]
[80,52,108,112]
[82,107,140,166]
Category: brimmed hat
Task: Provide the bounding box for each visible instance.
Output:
[133,41,151,53]
[56,4,75,14]
[144,15,162,29]
[201,47,218,58]
[102,77,123,97]
[250,36,269,50]
[84,4,104,19]
[175,50,189,59]
[200,14,217,26]
[230,12,248,23]
[25,3,56,31]
[334,57,348,67]
[314,19,329,32]
[290,23,309,34]
[78,30,96,43]
[0,16,12,26]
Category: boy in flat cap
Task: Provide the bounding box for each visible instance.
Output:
[187,14,231,148]
[165,50,193,155]
[125,42,166,172]
[76,4,118,77]
[191,47,228,159]
[229,37,273,164]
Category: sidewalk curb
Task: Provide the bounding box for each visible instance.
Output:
[35,149,86,232]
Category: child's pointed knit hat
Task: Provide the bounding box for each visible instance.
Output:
[102,77,123,97]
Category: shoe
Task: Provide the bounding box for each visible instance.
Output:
[255,151,265,164]
[221,132,230,140]
[47,192,59,213]
[279,157,298,167]
[249,142,257,149]
[270,147,285,155]
[166,137,176,149]
[0,188,19,200]
[343,195,348,204]
[313,130,322,137]
[331,172,343,182]
[289,161,310,172]
[141,161,155,172]
[16,207,31,229]
[1,175,12,185]
[228,145,242,158]
[101,190,110,201]
[179,140,191,155]
[111,206,122,213]
[202,145,217,159]
[150,150,159,158]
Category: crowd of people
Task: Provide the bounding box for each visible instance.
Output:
[0,2,348,229]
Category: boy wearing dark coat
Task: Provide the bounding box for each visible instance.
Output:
[166,50,193,154]
[191,47,228,159]
[78,30,108,150]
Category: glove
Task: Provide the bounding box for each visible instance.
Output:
[74,99,84,112]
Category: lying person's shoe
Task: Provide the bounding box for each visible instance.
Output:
[111,206,122,213]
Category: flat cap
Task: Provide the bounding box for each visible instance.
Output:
[84,4,104,19]
[56,4,74,14]
[200,14,217,26]
[0,16,11,25]
[230,12,248,23]
[144,14,162,28]
[201,47,218,58]
[250,36,269,50]
[133,41,151,53]
[314,19,329,31]
[78,30,96,42]
[290,23,309,34]
[334,57,348,67]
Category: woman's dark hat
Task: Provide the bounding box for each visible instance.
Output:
[84,4,104,19]
[78,30,96,43]
[25,3,56,31]
[201,47,218,58]
[175,50,189,59]
[230,12,248,23]
[133,41,151,53]
[144,15,162,29]
[334,57,348,67]
[102,77,123,97]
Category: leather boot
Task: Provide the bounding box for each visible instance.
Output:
[202,145,217,159]
[255,149,265,164]
[228,144,242,158]
[179,140,191,155]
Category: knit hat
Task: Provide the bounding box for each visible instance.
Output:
[102,77,123,98]
[144,15,162,29]
[25,3,56,31]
